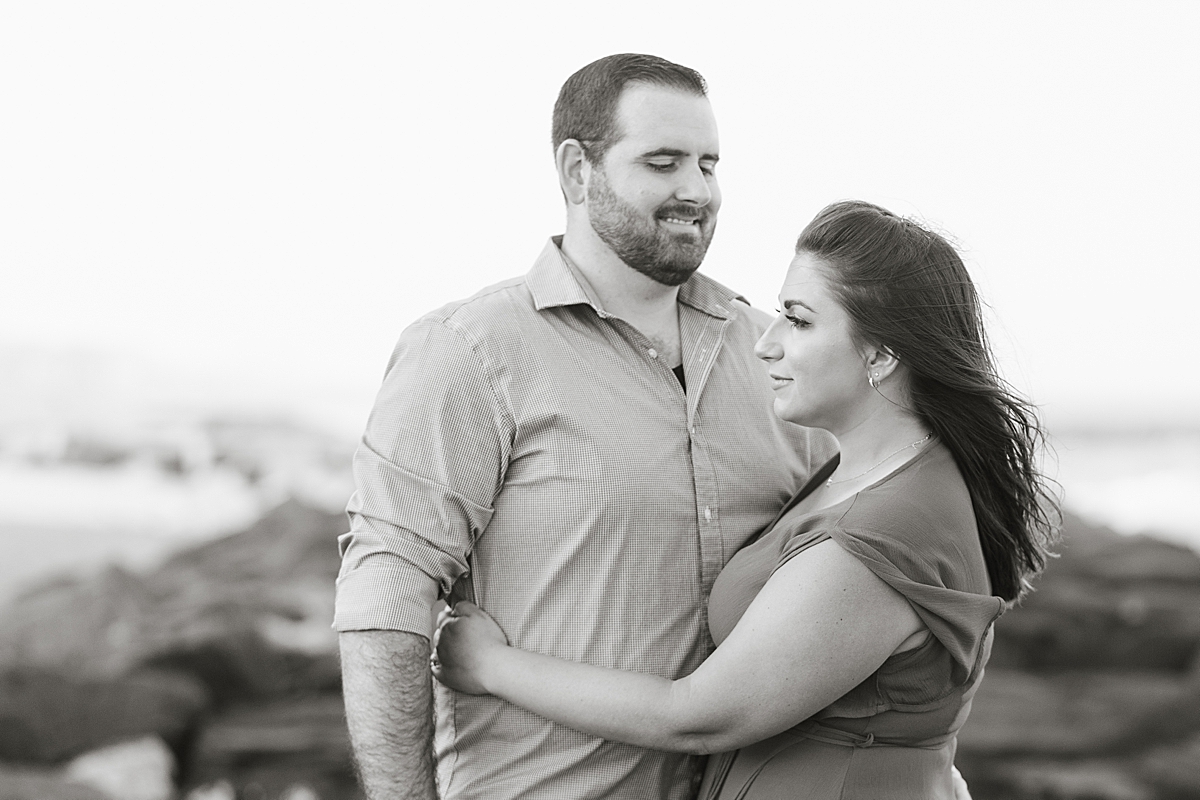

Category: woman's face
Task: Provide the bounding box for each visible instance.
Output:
[754,252,874,433]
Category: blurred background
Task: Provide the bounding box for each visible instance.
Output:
[2,2,1198,799]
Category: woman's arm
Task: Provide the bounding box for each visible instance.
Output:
[434,539,924,754]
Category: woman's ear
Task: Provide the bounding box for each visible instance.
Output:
[863,346,901,386]
[556,140,589,206]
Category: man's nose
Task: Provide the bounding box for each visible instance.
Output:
[674,164,712,206]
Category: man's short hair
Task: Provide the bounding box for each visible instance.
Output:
[552,53,708,165]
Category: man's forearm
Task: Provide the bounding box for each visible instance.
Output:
[341,630,438,800]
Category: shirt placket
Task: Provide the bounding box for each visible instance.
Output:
[681,308,731,602]
[597,309,688,398]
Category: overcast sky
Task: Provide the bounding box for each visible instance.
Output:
[3,1,1197,436]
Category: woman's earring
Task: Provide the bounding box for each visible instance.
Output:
[868,372,879,389]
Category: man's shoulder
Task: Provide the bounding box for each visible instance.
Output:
[732,298,773,333]
[687,271,772,333]
[383,273,539,381]
[413,274,536,337]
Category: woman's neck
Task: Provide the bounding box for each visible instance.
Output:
[818,408,933,500]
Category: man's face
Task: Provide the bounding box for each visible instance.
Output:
[585,84,721,286]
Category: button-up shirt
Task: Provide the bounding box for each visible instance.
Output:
[334,238,836,800]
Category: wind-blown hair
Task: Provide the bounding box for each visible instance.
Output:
[797,200,1058,602]
[552,53,707,165]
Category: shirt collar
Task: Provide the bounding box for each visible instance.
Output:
[527,236,746,320]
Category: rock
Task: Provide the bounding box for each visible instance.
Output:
[991,511,1200,671]
[0,500,346,768]
[0,668,208,764]
[183,695,359,800]
[0,764,110,800]
[0,500,345,703]
[902,510,1200,798]
[3,498,1196,800]
[1136,733,1200,796]
[0,565,158,679]
[965,758,1155,800]
[65,735,175,800]
[280,785,322,800]
[184,779,236,800]
[959,668,1200,758]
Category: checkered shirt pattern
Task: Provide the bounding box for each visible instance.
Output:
[334,238,836,800]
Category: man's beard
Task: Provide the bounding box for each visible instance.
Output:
[587,168,716,287]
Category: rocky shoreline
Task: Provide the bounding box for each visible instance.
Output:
[1,501,1197,799]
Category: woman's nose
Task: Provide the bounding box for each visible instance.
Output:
[754,326,782,362]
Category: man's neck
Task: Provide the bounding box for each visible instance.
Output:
[560,225,684,366]
[561,226,681,318]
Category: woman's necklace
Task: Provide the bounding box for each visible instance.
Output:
[826,433,933,487]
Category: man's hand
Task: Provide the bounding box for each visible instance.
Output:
[432,601,509,695]
[340,630,438,800]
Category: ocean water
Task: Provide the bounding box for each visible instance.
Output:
[0,423,1197,603]
[0,413,355,602]
[1051,428,1200,549]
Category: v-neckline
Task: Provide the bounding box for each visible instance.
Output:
[753,454,841,543]
[758,440,944,547]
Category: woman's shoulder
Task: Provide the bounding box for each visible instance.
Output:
[841,445,978,554]
[833,443,1003,683]
[791,443,992,602]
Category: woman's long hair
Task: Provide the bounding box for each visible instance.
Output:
[797,200,1058,602]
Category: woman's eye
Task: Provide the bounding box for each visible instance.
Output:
[646,162,675,172]
[774,310,807,329]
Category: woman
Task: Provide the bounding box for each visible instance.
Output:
[433,200,1057,799]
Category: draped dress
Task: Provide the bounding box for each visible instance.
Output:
[698,442,1005,800]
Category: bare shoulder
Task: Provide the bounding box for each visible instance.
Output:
[765,538,928,655]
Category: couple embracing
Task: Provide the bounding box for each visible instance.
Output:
[335,53,1056,800]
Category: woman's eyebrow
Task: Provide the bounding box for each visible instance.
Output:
[782,298,817,314]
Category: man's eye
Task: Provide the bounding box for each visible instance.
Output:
[646,162,675,172]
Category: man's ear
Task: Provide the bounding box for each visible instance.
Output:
[556,140,589,206]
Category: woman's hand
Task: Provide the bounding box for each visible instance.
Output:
[432,601,509,695]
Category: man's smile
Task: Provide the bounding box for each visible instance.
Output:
[658,215,704,233]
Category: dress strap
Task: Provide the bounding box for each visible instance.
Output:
[794,720,875,747]
[701,721,956,799]
[796,719,955,751]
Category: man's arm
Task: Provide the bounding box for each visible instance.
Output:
[336,317,512,798]
[341,630,437,800]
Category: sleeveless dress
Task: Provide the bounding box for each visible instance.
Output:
[698,441,1005,800]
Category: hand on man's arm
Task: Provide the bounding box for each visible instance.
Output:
[952,765,972,800]
[341,630,438,800]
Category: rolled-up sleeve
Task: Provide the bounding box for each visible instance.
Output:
[334,315,511,635]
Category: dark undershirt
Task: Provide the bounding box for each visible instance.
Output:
[672,364,686,391]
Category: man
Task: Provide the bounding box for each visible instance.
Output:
[335,54,833,799]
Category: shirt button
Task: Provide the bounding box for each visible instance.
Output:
[704,506,713,521]
[648,348,658,359]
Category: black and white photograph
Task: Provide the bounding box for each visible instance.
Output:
[2,3,1198,799]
